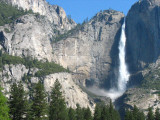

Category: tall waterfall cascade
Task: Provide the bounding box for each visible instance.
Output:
[106,20,130,100]
[117,20,130,92]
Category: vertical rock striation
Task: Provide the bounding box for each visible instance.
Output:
[52,10,124,87]
[126,0,160,73]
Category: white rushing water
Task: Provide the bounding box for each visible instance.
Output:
[106,20,130,101]
[117,20,130,92]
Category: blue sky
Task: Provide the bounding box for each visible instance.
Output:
[46,0,138,23]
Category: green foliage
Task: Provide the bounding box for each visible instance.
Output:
[0,1,33,26]
[125,105,145,120]
[0,86,10,120]
[9,82,28,120]
[49,79,68,120]
[141,67,160,90]
[68,107,76,120]
[147,107,155,120]
[4,28,10,33]
[83,107,92,120]
[155,108,160,120]
[30,81,48,120]
[94,101,120,120]
[93,104,102,120]
[52,24,84,43]
[76,104,85,120]
[0,52,69,76]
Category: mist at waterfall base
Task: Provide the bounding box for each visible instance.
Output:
[88,21,130,101]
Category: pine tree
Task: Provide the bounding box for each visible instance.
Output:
[101,105,110,120]
[93,104,102,120]
[125,109,132,120]
[49,79,68,120]
[125,106,145,120]
[0,86,10,120]
[76,104,84,120]
[155,108,160,120]
[9,82,28,120]
[84,107,92,120]
[147,107,154,120]
[30,81,48,120]
[68,107,76,120]
[109,100,120,120]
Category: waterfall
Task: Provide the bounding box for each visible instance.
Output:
[117,20,130,92]
[106,19,130,100]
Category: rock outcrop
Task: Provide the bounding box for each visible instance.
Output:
[52,10,124,87]
[122,0,160,112]
[126,0,160,73]
[1,64,95,111]
[0,14,54,61]
[124,88,160,113]
[1,0,76,31]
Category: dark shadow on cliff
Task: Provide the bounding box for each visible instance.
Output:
[114,93,133,120]
[125,1,160,79]
[101,17,124,90]
[0,31,6,51]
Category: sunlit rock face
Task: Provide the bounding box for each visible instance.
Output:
[1,0,76,31]
[1,64,95,111]
[0,14,54,61]
[52,10,124,86]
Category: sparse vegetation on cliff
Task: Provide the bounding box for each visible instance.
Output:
[52,24,84,43]
[141,66,160,90]
[0,1,33,26]
[0,51,69,77]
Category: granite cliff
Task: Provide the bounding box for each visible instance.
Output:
[121,0,160,112]
[1,0,76,31]
[52,10,124,87]
[0,0,160,113]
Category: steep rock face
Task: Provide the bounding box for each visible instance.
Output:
[43,73,95,111]
[1,0,76,31]
[52,10,124,86]
[0,14,54,61]
[123,0,160,111]
[126,0,160,73]
[124,88,160,113]
[1,64,95,111]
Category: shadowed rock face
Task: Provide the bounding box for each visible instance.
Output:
[52,10,124,87]
[126,0,160,74]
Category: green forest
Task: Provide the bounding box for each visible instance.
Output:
[0,80,160,120]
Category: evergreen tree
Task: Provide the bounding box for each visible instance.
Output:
[9,82,28,120]
[109,100,120,120]
[30,81,48,120]
[147,107,154,120]
[125,106,145,120]
[0,86,10,120]
[68,107,76,120]
[84,107,92,120]
[93,104,102,120]
[101,105,110,120]
[155,108,160,120]
[76,104,84,120]
[125,109,133,120]
[49,79,68,120]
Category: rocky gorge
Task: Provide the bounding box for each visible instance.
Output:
[0,0,160,114]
